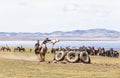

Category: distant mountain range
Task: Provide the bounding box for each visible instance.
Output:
[0,28,120,41]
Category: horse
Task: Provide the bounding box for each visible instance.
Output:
[14,46,25,52]
[5,47,11,52]
[0,46,11,52]
[0,46,6,52]
[19,47,25,52]
[35,39,59,62]
[50,39,59,53]
[14,47,19,52]
[39,44,47,62]
[51,39,59,45]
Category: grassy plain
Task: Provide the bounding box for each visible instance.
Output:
[0,47,120,78]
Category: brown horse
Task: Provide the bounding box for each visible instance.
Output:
[34,44,47,62]
[39,44,47,62]
[14,47,25,52]
[34,39,59,62]
[6,47,11,52]
[0,46,11,52]
[0,46,6,52]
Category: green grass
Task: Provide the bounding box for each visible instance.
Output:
[0,47,120,78]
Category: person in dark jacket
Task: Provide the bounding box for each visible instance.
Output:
[34,40,40,54]
[42,37,51,44]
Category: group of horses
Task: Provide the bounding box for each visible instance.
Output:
[0,46,26,52]
[79,46,119,57]
[0,46,11,52]
[0,39,119,63]
[51,46,119,58]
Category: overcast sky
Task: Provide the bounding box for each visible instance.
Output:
[0,0,120,32]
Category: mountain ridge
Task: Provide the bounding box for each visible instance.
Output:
[0,28,120,41]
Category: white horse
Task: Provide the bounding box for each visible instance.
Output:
[51,39,59,45]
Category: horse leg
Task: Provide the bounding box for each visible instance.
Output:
[40,44,47,62]
[40,52,43,62]
[42,52,46,61]
[42,49,47,61]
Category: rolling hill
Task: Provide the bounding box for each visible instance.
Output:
[0,28,120,41]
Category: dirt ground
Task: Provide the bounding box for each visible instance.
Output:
[0,51,120,78]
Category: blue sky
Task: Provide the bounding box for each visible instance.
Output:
[0,0,120,32]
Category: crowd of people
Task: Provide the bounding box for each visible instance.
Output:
[51,45,119,58]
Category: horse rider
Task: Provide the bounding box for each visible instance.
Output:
[42,37,51,44]
[40,37,51,52]
[34,40,40,54]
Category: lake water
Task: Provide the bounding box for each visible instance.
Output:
[0,41,120,49]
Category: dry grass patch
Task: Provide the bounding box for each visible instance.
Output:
[0,49,120,78]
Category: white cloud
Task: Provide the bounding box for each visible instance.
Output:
[0,0,120,32]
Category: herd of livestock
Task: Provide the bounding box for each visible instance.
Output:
[0,38,119,64]
[0,45,119,58]
[50,46,119,63]
[0,44,119,63]
[0,46,26,52]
